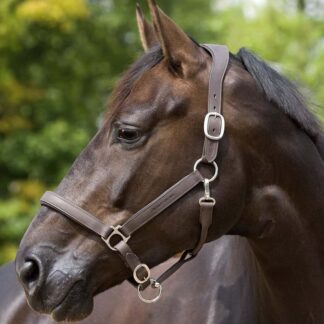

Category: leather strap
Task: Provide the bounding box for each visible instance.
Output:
[119,170,203,237]
[152,199,214,285]
[192,200,214,256]
[40,191,111,238]
[115,241,142,271]
[201,45,229,163]
[115,241,149,282]
[156,251,194,284]
[41,170,203,240]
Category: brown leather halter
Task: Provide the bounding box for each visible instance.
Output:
[40,44,229,303]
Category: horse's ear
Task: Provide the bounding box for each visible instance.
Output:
[148,0,203,77]
[136,3,158,52]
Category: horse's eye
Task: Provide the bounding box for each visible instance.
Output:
[117,128,141,143]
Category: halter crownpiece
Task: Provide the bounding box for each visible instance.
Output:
[40,44,229,303]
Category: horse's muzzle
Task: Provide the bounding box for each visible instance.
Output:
[16,245,93,321]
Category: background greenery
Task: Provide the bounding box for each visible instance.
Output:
[0,0,323,264]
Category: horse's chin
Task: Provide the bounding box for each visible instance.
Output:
[49,289,94,322]
[25,279,95,322]
[49,276,124,322]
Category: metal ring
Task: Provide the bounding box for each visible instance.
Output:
[193,158,218,182]
[133,264,150,284]
[137,279,162,303]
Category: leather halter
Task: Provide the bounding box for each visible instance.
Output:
[40,44,229,303]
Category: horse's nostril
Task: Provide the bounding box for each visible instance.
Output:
[22,260,39,283]
[19,258,42,291]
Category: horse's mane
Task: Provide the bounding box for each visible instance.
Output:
[236,48,324,159]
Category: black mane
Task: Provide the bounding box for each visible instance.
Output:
[236,48,323,139]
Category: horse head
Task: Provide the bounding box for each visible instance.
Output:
[16,1,324,322]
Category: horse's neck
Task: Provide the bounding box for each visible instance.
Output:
[244,128,324,323]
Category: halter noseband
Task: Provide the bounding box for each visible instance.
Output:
[40,44,229,303]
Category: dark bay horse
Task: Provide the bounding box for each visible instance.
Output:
[1,237,256,324]
[14,1,324,323]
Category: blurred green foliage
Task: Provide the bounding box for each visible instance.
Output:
[0,0,323,264]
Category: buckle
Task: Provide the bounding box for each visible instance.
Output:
[204,112,225,140]
[102,225,130,251]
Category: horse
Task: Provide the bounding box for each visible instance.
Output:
[1,237,256,324]
[14,0,324,323]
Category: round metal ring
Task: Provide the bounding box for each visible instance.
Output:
[193,158,218,182]
[137,279,162,303]
[133,264,150,284]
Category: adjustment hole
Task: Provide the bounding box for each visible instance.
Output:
[213,106,216,110]
[213,128,215,132]
[213,94,216,98]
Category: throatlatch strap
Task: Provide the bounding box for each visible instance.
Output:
[192,200,214,256]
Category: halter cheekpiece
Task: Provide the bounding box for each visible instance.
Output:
[40,44,229,303]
